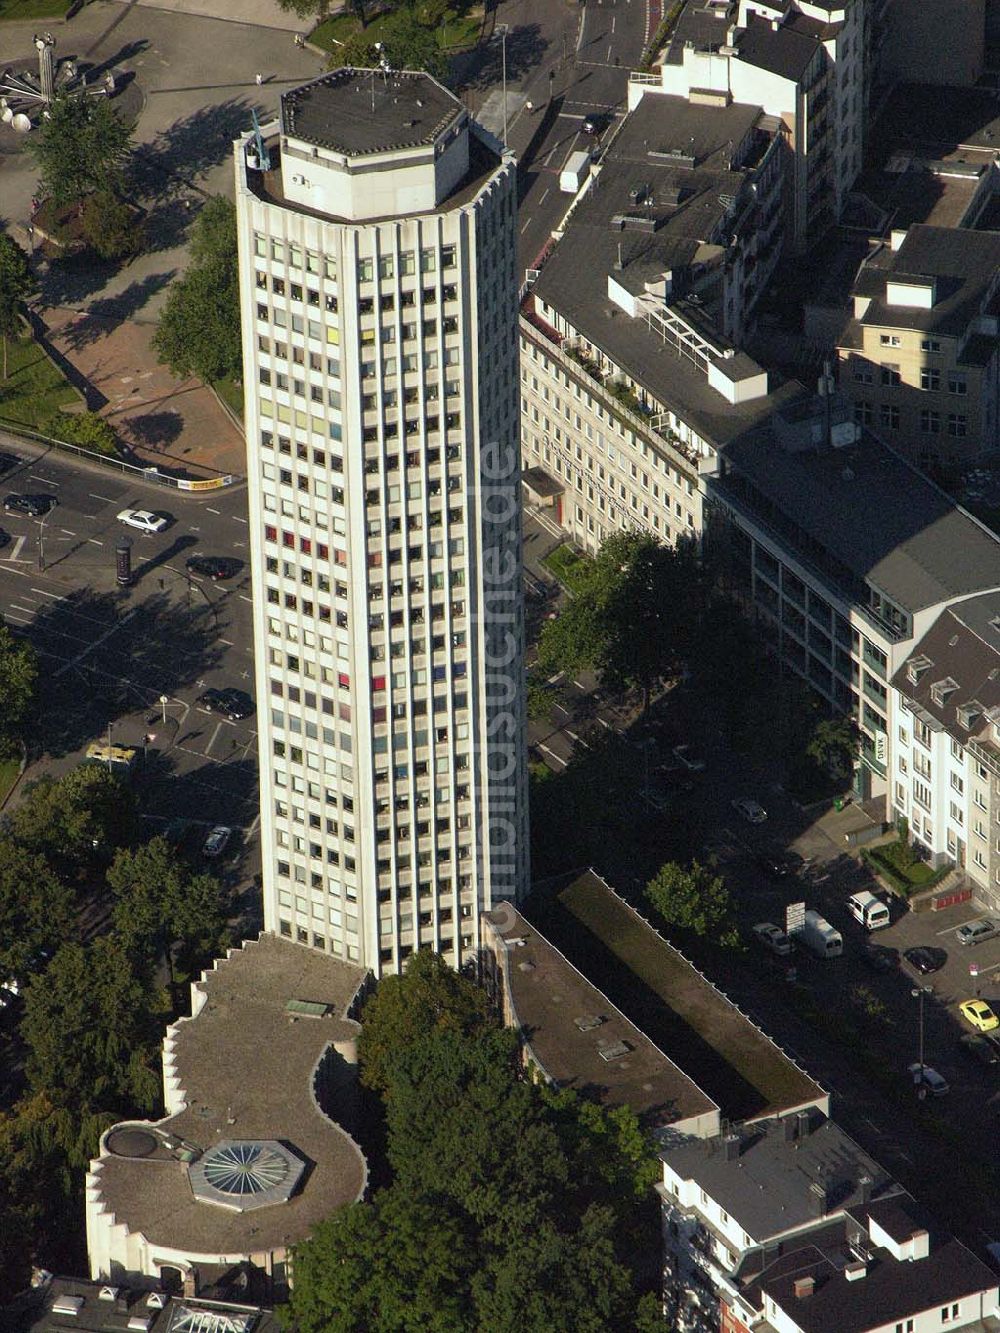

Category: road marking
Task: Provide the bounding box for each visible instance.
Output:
[572,679,587,690]
[239,594,253,603]
[5,613,30,624]
[611,14,616,30]
[205,721,224,755]
[29,474,57,486]
[59,528,75,536]
[520,217,532,234]
[597,716,612,729]
[538,742,567,769]
[219,638,234,646]
[89,492,115,502]
[206,507,221,515]
[88,538,104,547]
[6,535,26,562]
[31,587,65,599]
[53,607,138,677]
[539,186,550,204]
[10,604,33,616]
[938,917,980,936]
[232,516,248,525]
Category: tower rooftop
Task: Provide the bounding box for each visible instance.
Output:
[280,67,463,157]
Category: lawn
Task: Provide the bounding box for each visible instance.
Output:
[862,839,951,897]
[0,336,78,431]
[541,542,589,592]
[0,0,70,19]
[211,375,244,420]
[311,6,481,57]
[0,756,20,807]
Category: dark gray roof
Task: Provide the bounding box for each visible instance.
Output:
[890,591,1000,738]
[532,94,803,447]
[3,1278,280,1333]
[735,15,819,81]
[755,1234,998,1333]
[856,225,1000,337]
[663,1113,897,1243]
[664,0,736,64]
[713,428,1000,614]
[281,68,461,157]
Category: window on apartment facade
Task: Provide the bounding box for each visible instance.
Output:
[948,372,967,395]
[880,404,900,429]
[920,409,941,433]
[941,1305,960,1324]
[920,338,940,353]
[880,364,901,386]
[879,334,901,347]
[854,401,873,425]
[920,367,940,391]
[947,414,967,437]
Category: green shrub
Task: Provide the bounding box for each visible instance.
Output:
[45,410,118,456]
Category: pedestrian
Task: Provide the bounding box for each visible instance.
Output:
[255,72,263,86]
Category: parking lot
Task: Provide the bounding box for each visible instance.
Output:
[0,438,259,887]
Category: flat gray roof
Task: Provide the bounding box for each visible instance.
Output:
[664,1113,899,1243]
[532,94,803,447]
[89,935,369,1258]
[485,902,719,1135]
[714,427,1000,614]
[281,68,462,156]
[6,1279,279,1333]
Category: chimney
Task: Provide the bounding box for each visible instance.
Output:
[844,1261,867,1281]
[793,1276,815,1299]
[858,1174,872,1204]
[783,1116,797,1143]
[724,1134,740,1162]
[182,1270,198,1299]
[910,1229,930,1261]
[809,1180,828,1217]
[796,1108,813,1137]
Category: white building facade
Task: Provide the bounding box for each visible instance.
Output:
[234,70,528,975]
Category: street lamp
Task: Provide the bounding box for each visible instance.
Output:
[160,694,169,726]
[911,985,932,1087]
[37,508,49,571]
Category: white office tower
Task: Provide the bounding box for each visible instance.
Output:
[234,69,527,976]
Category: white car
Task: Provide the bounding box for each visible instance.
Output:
[732,797,767,824]
[202,825,232,859]
[753,922,794,957]
[117,508,169,535]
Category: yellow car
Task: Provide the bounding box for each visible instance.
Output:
[959,999,1000,1033]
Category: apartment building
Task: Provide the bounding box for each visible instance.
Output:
[890,592,1000,911]
[234,70,528,976]
[521,91,793,557]
[630,0,875,247]
[660,1114,999,1333]
[836,225,1000,469]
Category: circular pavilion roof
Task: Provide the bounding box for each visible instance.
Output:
[187,1139,304,1213]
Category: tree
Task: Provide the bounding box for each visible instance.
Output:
[44,408,118,455]
[276,0,332,19]
[80,190,143,260]
[358,948,494,1094]
[340,8,449,80]
[153,197,241,383]
[0,235,35,381]
[806,714,860,779]
[107,836,228,987]
[538,532,699,712]
[5,765,139,877]
[0,616,37,753]
[29,92,133,208]
[645,859,739,946]
[0,841,74,989]
[20,936,162,1113]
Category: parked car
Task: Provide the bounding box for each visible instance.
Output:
[117,508,169,535]
[672,744,706,772]
[907,1062,950,1097]
[197,687,255,721]
[960,999,1000,1032]
[186,555,242,581]
[752,922,794,957]
[862,944,900,974]
[755,849,794,879]
[957,918,1000,947]
[582,113,609,136]
[961,1033,1000,1067]
[0,453,21,475]
[202,825,232,859]
[904,946,947,975]
[732,797,767,824]
[4,493,55,516]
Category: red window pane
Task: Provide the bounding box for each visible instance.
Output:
[372,675,386,691]
[338,672,350,688]
[265,525,278,542]
[300,537,312,554]
[317,543,329,559]
[282,531,295,548]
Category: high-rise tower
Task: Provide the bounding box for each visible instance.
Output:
[234,69,527,976]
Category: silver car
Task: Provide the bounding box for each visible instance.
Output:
[957,918,1000,947]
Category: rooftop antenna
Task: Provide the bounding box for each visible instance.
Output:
[250,107,271,171]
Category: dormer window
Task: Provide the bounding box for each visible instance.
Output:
[957,702,982,732]
[907,655,932,686]
[930,677,959,707]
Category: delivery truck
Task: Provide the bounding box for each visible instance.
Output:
[560,150,591,194]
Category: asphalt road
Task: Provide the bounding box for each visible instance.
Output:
[0,434,260,884]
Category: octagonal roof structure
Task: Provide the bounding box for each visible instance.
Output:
[188,1139,304,1213]
[280,68,462,157]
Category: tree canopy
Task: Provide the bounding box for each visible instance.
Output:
[538,531,699,711]
[0,235,35,381]
[290,951,669,1333]
[0,840,73,990]
[29,92,134,207]
[0,621,37,754]
[153,196,241,383]
[6,764,139,877]
[339,8,449,80]
[645,859,739,947]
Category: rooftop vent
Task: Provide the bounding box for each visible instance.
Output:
[51,1297,83,1317]
[793,1276,815,1299]
[99,1288,119,1303]
[930,677,959,707]
[723,1134,740,1161]
[648,148,695,168]
[598,1039,632,1061]
[574,1014,605,1032]
[146,1294,167,1311]
[128,1319,153,1331]
[844,1261,867,1281]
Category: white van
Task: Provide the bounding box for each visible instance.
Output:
[796,909,844,958]
[847,891,891,932]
